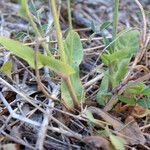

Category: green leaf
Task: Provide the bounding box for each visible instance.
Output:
[85,110,95,122]
[0,36,74,77]
[0,61,12,79]
[39,54,75,77]
[118,96,136,105]
[137,99,150,109]
[61,30,84,109]
[29,0,37,16]
[64,30,83,67]
[113,58,129,85]
[126,83,146,94]
[101,29,140,64]
[109,134,126,150]
[100,53,110,65]
[0,36,42,68]
[114,29,140,52]
[15,32,28,40]
[100,29,140,99]
[100,21,111,31]
[90,21,97,33]
[61,80,74,108]
[96,71,110,105]
[19,0,28,17]
[106,50,130,64]
[142,87,150,96]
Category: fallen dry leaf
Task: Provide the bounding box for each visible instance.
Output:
[115,104,150,118]
[88,106,146,145]
[83,136,114,150]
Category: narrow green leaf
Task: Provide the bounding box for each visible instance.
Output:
[0,36,74,76]
[100,21,111,31]
[100,53,110,65]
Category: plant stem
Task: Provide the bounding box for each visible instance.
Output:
[25,0,52,57]
[67,0,72,29]
[64,77,79,107]
[50,0,79,108]
[50,0,66,62]
[113,0,119,40]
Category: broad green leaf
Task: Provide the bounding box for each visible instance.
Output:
[99,29,140,107]
[61,68,84,109]
[0,61,12,79]
[61,30,84,109]
[103,50,131,65]
[125,83,146,94]
[100,53,110,65]
[0,36,74,76]
[101,29,140,65]
[142,87,150,96]
[114,29,140,53]
[61,80,74,108]
[137,99,150,109]
[96,71,110,105]
[109,134,126,150]
[113,58,129,85]
[64,30,83,67]
[118,96,136,105]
